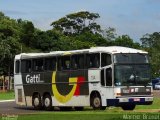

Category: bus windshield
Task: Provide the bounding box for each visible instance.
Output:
[114,53,149,64]
[114,64,151,86]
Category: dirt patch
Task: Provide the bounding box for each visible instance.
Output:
[134,109,160,113]
[153,90,160,97]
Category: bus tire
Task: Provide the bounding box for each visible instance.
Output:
[121,104,135,110]
[74,107,84,111]
[91,94,103,110]
[43,94,52,111]
[32,94,42,110]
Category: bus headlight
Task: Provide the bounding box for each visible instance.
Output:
[145,97,153,102]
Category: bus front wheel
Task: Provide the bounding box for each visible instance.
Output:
[43,94,52,111]
[32,94,42,110]
[91,95,106,110]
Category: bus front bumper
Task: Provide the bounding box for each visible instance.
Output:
[106,97,153,107]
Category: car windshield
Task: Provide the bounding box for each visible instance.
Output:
[114,64,151,86]
[114,53,149,64]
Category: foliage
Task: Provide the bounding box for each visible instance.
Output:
[112,35,141,49]
[102,27,117,41]
[0,11,159,77]
[0,13,21,75]
[141,32,160,77]
[51,11,101,35]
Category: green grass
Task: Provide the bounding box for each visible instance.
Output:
[2,97,159,120]
[0,91,14,100]
[14,111,160,120]
[136,97,160,110]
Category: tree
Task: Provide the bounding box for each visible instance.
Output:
[141,32,160,48]
[112,35,140,49]
[0,35,21,75]
[0,12,21,75]
[74,31,108,46]
[20,21,35,47]
[51,11,101,35]
[102,27,117,41]
[140,32,160,77]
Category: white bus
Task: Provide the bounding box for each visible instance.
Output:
[14,46,153,111]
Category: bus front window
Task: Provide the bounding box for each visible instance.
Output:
[114,64,151,86]
[114,53,149,64]
[114,53,151,86]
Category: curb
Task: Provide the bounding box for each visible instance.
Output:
[0,99,15,103]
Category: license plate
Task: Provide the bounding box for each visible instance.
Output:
[134,98,140,101]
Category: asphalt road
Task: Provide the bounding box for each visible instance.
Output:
[0,101,41,115]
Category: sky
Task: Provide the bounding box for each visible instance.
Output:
[0,0,160,42]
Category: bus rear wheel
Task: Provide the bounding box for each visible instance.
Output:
[43,94,52,111]
[32,94,42,110]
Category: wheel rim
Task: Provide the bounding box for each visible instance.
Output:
[34,97,40,106]
[44,98,50,107]
[93,97,101,108]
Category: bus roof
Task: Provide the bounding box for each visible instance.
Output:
[15,46,148,59]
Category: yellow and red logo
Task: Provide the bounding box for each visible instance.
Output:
[52,71,84,103]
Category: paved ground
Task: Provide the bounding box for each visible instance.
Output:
[0,101,41,115]
[0,90,159,116]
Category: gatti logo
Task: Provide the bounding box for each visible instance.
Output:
[26,74,44,84]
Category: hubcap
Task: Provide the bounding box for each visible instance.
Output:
[44,98,50,107]
[93,97,101,108]
[34,97,39,106]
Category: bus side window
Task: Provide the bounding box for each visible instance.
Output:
[57,57,62,71]
[87,53,100,68]
[44,57,56,71]
[15,60,20,73]
[101,69,105,86]
[101,53,111,67]
[78,54,84,69]
[58,56,70,71]
[106,68,112,86]
[33,59,44,72]
[71,55,78,70]
[21,60,31,73]
[71,54,84,70]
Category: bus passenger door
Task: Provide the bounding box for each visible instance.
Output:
[100,66,114,106]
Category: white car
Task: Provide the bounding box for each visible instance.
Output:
[155,83,160,90]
